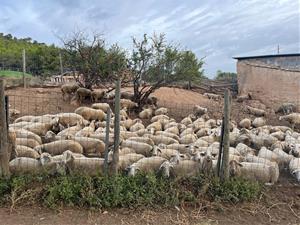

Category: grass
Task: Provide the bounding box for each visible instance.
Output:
[0,70,32,78]
[0,174,262,209]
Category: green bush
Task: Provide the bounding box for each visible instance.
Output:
[0,174,262,209]
[208,177,262,203]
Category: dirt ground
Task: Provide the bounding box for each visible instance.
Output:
[3,86,300,224]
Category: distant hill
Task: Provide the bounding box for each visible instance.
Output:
[0,33,61,76]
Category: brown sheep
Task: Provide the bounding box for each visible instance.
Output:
[61,84,79,101]
[91,90,105,102]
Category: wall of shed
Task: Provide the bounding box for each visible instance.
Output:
[237,60,300,108]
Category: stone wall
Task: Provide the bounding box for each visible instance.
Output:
[237,59,300,108]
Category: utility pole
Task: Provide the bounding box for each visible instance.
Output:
[22,49,26,88]
[277,45,280,54]
[59,52,63,75]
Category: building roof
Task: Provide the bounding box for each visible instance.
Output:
[233,53,300,60]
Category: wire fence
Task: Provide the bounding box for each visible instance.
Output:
[3,84,300,186]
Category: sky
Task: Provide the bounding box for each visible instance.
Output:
[0,0,299,77]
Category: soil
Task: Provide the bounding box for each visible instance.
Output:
[3,86,300,224]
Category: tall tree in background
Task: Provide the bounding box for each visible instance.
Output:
[129,33,204,108]
[62,31,127,89]
[215,70,237,80]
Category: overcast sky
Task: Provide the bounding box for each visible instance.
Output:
[0,0,299,77]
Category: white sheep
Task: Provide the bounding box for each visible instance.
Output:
[246,106,266,117]
[15,145,40,159]
[279,113,300,130]
[257,147,279,163]
[120,99,138,109]
[127,136,155,146]
[121,140,153,157]
[193,105,207,117]
[66,155,105,176]
[179,134,197,144]
[203,93,221,101]
[155,131,179,141]
[16,138,40,149]
[239,118,251,129]
[70,136,105,156]
[11,128,42,144]
[23,118,59,136]
[117,153,145,171]
[9,157,42,175]
[273,148,294,167]
[129,122,145,132]
[252,117,266,128]
[34,140,83,155]
[229,160,279,185]
[127,156,166,176]
[289,158,300,182]
[57,113,86,127]
[75,107,106,121]
[139,108,154,119]
[91,103,111,112]
[154,107,168,116]
[146,134,178,145]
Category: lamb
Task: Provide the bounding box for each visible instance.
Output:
[252,117,266,128]
[34,140,83,155]
[276,103,297,115]
[289,158,300,182]
[73,87,92,103]
[75,107,106,121]
[15,145,40,159]
[16,138,40,149]
[155,107,168,116]
[70,136,105,156]
[91,90,105,102]
[120,99,138,109]
[23,118,59,136]
[239,118,251,129]
[11,128,42,144]
[229,160,279,185]
[246,106,266,117]
[91,103,111,112]
[127,156,166,176]
[66,154,105,176]
[121,140,153,157]
[61,84,79,101]
[279,113,300,130]
[203,93,221,101]
[193,105,208,117]
[139,107,154,119]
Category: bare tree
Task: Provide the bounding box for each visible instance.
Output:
[129,33,204,109]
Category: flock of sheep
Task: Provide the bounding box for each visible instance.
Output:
[6,84,300,185]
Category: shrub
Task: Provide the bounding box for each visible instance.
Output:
[0,174,262,208]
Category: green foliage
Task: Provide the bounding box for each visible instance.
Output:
[0,174,262,209]
[215,70,237,80]
[208,178,262,203]
[0,33,61,76]
[62,32,127,89]
[0,70,32,78]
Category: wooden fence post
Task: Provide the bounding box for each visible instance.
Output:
[22,49,26,88]
[220,89,231,181]
[111,78,121,175]
[104,108,111,175]
[0,79,10,177]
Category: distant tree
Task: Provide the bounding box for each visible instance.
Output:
[215,70,237,80]
[129,33,204,109]
[61,31,127,89]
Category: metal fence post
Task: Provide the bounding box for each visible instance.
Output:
[104,108,111,175]
[0,79,10,177]
[220,89,231,181]
[111,78,121,175]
